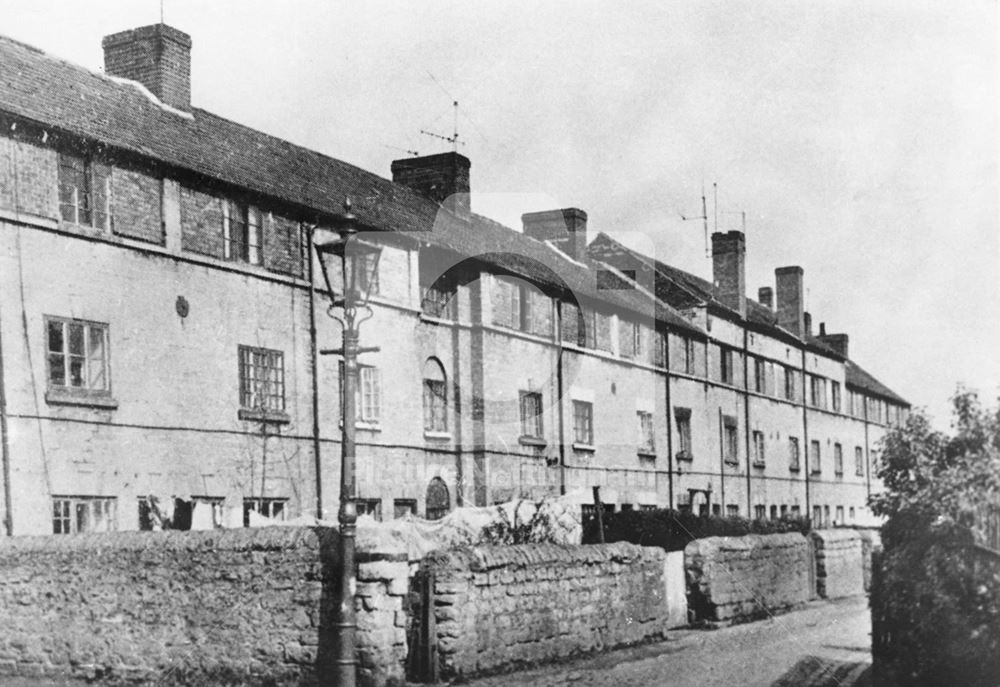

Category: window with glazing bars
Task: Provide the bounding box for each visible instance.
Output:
[519,391,543,439]
[46,318,109,393]
[423,360,448,432]
[238,346,285,412]
[58,153,111,229]
[752,430,766,466]
[675,407,692,459]
[637,411,655,454]
[223,200,262,264]
[810,440,821,474]
[789,437,801,471]
[338,363,382,423]
[834,443,844,475]
[723,415,739,464]
[421,280,457,319]
[573,400,593,445]
[52,496,116,534]
[855,446,865,476]
[243,497,287,526]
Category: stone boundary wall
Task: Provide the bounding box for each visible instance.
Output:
[684,532,812,623]
[811,529,865,599]
[856,528,882,593]
[0,527,407,687]
[418,542,670,680]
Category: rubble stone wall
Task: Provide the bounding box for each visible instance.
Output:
[811,529,865,599]
[0,527,408,687]
[684,532,813,623]
[419,542,670,680]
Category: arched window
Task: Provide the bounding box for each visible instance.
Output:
[422,358,448,433]
[425,477,450,521]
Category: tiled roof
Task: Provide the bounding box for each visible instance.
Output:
[0,32,703,336]
[845,360,909,406]
[587,234,909,405]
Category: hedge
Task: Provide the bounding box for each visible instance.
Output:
[581,508,811,551]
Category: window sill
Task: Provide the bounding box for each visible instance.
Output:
[423,430,452,441]
[572,442,596,453]
[724,458,739,466]
[238,408,290,424]
[519,436,547,447]
[637,450,657,459]
[45,390,118,410]
[419,313,458,325]
[339,419,382,432]
[675,452,694,462]
[789,467,801,473]
[752,461,766,469]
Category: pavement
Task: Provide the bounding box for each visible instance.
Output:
[456,596,873,687]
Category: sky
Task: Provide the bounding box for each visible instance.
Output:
[1,0,996,429]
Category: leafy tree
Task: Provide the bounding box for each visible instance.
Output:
[870,388,1000,686]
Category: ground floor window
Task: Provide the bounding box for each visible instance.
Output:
[53,496,116,534]
[357,498,382,521]
[394,498,417,519]
[243,497,287,526]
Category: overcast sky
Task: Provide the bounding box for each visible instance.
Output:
[3,0,996,428]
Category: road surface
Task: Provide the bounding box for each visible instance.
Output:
[461,597,872,687]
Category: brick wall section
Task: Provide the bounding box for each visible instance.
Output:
[265,212,303,277]
[0,527,408,687]
[811,529,865,599]
[0,137,57,219]
[685,533,813,623]
[418,542,669,680]
[180,185,225,258]
[111,165,163,244]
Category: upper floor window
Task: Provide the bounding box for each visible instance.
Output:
[752,430,766,467]
[784,367,797,402]
[53,496,116,534]
[674,407,693,460]
[855,446,865,476]
[834,443,844,476]
[58,153,111,229]
[46,317,109,394]
[422,280,457,320]
[789,437,801,472]
[718,346,735,385]
[810,439,821,474]
[683,337,697,375]
[223,200,262,265]
[519,391,544,440]
[340,363,382,424]
[753,358,766,394]
[653,329,667,368]
[831,381,842,412]
[573,400,594,446]
[810,375,826,408]
[637,411,655,455]
[422,358,448,433]
[493,276,549,336]
[722,415,739,464]
[238,345,285,415]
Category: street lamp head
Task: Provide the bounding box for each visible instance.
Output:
[313,201,383,313]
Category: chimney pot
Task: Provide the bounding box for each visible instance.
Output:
[819,322,827,336]
[522,208,588,260]
[103,24,192,111]
[775,266,805,336]
[758,286,773,310]
[711,231,747,319]
[391,152,471,218]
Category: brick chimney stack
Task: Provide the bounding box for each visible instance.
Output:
[817,328,850,358]
[103,24,192,111]
[775,266,805,336]
[711,231,746,319]
[758,286,773,310]
[522,208,588,260]
[391,152,471,219]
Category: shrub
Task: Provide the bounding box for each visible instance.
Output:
[870,389,1000,686]
[478,498,559,545]
[581,508,810,551]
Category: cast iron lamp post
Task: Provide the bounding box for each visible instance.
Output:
[313,199,382,687]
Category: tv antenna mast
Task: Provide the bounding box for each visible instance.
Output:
[680,181,716,258]
[420,101,464,152]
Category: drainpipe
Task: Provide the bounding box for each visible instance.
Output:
[664,329,673,510]
[863,394,872,500]
[0,295,12,536]
[307,224,323,520]
[717,407,725,513]
[801,347,811,521]
[743,327,752,517]
[556,304,567,496]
